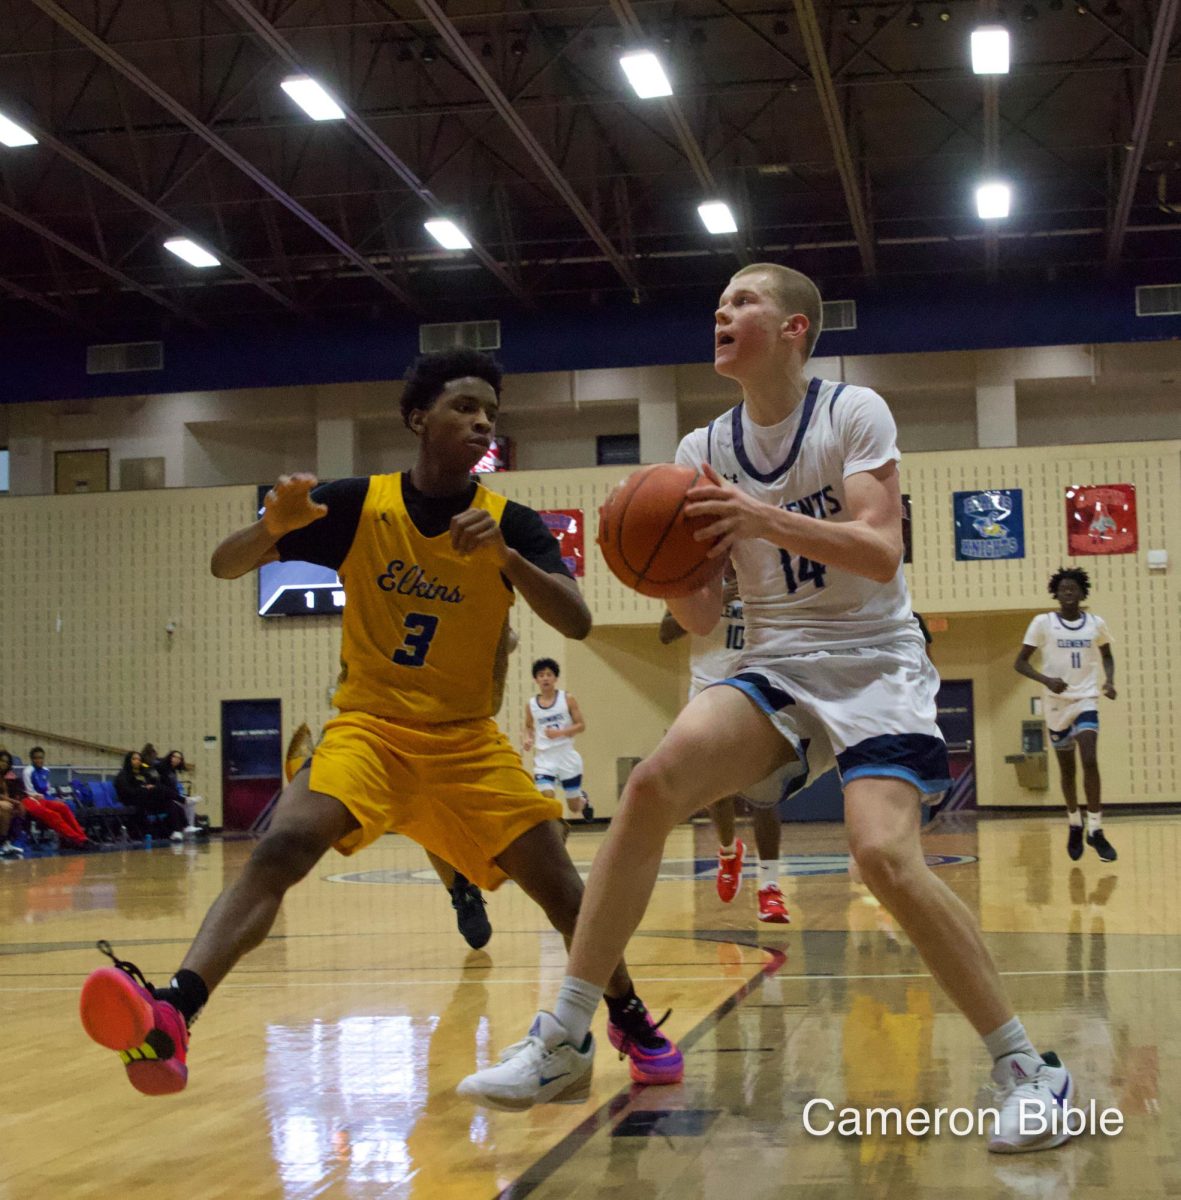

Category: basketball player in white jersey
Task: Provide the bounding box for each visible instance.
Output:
[525,658,593,820]
[1015,567,1117,863]
[459,263,1074,1154]
[659,570,795,923]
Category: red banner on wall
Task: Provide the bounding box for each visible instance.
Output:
[539,509,585,577]
[1065,484,1137,556]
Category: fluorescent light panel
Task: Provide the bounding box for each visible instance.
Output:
[424,219,472,250]
[164,237,221,268]
[697,201,738,235]
[971,27,1010,74]
[975,181,1011,220]
[619,51,673,99]
[280,75,346,121]
[0,112,37,147]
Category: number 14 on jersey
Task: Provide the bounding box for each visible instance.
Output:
[779,549,827,594]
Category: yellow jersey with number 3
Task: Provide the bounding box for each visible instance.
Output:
[333,472,514,722]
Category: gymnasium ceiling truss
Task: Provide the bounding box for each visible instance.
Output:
[0,0,1178,335]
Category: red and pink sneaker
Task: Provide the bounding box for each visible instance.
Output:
[757,883,791,924]
[716,839,745,904]
[79,941,189,1096]
[607,999,684,1085]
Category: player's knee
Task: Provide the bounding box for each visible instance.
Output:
[619,759,681,828]
[249,827,325,889]
[850,838,918,898]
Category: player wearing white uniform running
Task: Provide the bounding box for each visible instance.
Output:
[524,658,593,820]
[659,573,796,923]
[1015,567,1117,863]
[459,263,1075,1154]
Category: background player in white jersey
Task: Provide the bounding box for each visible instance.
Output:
[1015,567,1117,863]
[524,658,593,821]
[460,263,1074,1154]
[659,570,793,923]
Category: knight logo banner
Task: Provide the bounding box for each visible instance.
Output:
[953,489,1025,561]
[539,509,585,577]
[1065,484,1137,556]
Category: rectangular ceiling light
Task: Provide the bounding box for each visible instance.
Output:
[280,75,346,121]
[163,237,221,268]
[619,51,673,99]
[697,201,738,235]
[975,181,1012,220]
[971,27,1010,74]
[424,219,473,250]
[0,112,37,147]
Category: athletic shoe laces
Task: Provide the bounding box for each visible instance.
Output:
[96,939,155,991]
[612,1001,673,1053]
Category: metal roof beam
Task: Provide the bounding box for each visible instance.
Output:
[607,0,747,265]
[0,198,196,321]
[217,0,529,302]
[29,0,421,311]
[18,114,299,312]
[791,0,877,275]
[1106,0,1179,265]
[410,0,643,294]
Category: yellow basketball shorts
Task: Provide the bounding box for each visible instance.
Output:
[309,711,562,890]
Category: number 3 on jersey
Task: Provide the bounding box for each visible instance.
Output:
[778,549,827,594]
[393,612,439,667]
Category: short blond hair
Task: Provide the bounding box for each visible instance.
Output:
[730,263,824,357]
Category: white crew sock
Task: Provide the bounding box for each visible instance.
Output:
[718,841,737,858]
[1086,810,1102,834]
[552,976,603,1047]
[1067,809,1083,828]
[757,860,780,889]
[983,1015,1038,1064]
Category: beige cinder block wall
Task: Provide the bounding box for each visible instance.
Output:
[1,443,1176,822]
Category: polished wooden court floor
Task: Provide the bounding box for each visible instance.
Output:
[2,812,1179,1199]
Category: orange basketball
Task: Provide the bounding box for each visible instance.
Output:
[597,464,723,598]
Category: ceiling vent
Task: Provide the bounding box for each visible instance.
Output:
[1135,284,1181,317]
[418,320,501,353]
[822,299,857,331]
[86,341,164,375]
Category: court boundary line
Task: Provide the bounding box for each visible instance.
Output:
[491,944,788,1200]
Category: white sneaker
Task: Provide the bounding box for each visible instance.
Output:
[988,1051,1075,1153]
[169,831,185,842]
[457,1011,594,1111]
[183,826,200,835]
[0,841,23,859]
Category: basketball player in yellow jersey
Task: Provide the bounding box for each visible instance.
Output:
[77,349,682,1098]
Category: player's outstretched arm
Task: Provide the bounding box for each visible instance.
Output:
[211,472,327,579]
[685,462,903,583]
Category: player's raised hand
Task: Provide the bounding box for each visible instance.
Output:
[451,508,510,564]
[261,473,328,537]
[685,462,773,557]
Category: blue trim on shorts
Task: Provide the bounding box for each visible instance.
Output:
[837,733,951,796]
[533,773,557,785]
[560,774,583,796]
[1049,711,1099,747]
[726,672,795,713]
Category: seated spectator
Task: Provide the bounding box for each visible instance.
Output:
[0,749,26,858]
[140,744,161,784]
[155,750,201,833]
[14,747,90,851]
[115,750,185,842]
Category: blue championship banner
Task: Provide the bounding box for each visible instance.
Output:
[953,489,1025,560]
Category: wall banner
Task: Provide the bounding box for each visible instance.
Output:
[953,489,1025,560]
